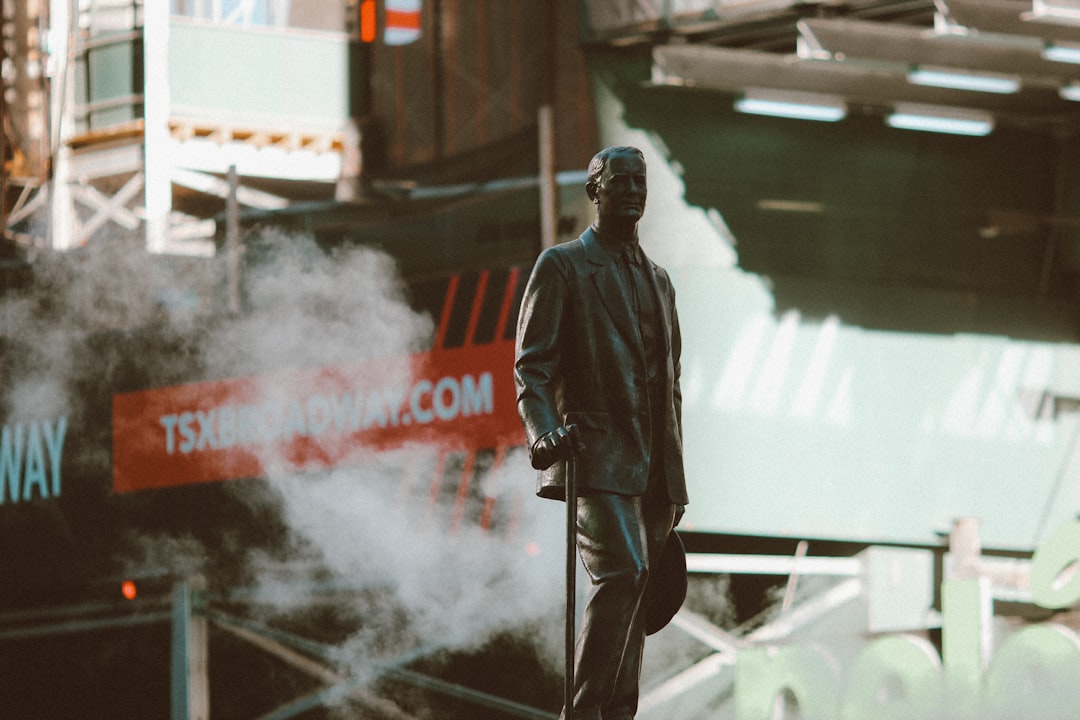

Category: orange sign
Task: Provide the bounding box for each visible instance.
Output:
[112,341,523,493]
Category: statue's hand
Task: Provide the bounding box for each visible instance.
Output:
[530,424,584,470]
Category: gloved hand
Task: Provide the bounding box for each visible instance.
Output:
[530,424,584,471]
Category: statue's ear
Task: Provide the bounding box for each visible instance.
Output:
[585,182,598,201]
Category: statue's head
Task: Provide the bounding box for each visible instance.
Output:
[586,147,647,228]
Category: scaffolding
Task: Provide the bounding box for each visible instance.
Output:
[2,0,348,255]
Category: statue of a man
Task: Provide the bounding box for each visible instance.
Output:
[515,146,688,720]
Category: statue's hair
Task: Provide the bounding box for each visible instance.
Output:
[585,146,645,197]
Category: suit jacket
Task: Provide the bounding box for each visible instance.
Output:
[514,226,688,505]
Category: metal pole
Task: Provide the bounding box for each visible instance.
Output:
[226,164,241,313]
[539,0,557,252]
[564,428,579,720]
[539,105,557,251]
[171,581,191,720]
[432,0,445,161]
[143,0,171,251]
[171,578,209,720]
[47,0,76,249]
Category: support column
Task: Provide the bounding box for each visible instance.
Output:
[225,164,241,313]
[143,0,171,252]
[171,578,209,720]
[48,0,75,249]
[538,105,556,251]
[942,518,992,720]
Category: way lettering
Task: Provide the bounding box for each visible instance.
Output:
[0,416,68,504]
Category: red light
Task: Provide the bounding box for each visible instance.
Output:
[360,0,377,43]
[525,542,541,557]
[121,580,137,600]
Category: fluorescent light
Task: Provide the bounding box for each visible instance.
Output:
[756,199,826,213]
[1060,83,1080,101]
[1043,42,1080,63]
[886,104,994,136]
[736,98,846,121]
[735,89,847,122]
[888,113,992,136]
[907,66,1021,94]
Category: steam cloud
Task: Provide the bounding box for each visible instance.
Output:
[196,229,567,668]
[1,230,567,715]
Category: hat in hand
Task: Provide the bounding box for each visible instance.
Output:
[644,530,688,636]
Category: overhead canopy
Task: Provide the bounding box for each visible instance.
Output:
[585,0,1080,134]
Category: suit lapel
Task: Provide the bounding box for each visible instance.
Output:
[581,228,643,357]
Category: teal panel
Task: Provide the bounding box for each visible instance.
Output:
[88,42,134,101]
[84,40,140,128]
[674,277,1080,550]
[168,21,348,128]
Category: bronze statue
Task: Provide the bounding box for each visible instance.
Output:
[515,146,688,720]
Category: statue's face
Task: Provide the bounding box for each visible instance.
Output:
[595,152,647,225]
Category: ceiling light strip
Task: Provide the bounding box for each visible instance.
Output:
[1043,42,1080,63]
[1059,83,1080,101]
[734,90,847,123]
[907,67,1021,94]
[886,105,994,136]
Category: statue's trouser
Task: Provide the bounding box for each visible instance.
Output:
[565,472,675,720]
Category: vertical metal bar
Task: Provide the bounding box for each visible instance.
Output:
[143,0,170,251]
[539,0,558,252]
[780,540,809,616]
[172,579,210,720]
[564,450,577,720]
[539,105,557,252]
[431,0,444,161]
[226,164,241,313]
[48,0,76,249]
[171,581,192,720]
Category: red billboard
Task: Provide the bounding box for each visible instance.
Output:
[113,340,522,492]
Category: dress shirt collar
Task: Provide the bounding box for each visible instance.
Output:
[590,224,642,265]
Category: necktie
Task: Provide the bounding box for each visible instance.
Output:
[623,245,643,316]
[624,245,661,377]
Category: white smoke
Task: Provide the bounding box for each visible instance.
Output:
[254,450,565,668]
[188,230,568,688]
[0,230,567,716]
[202,228,432,375]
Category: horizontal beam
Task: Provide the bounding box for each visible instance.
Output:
[0,611,171,641]
[686,552,862,576]
[652,43,1080,123]
[799,17,1076,84]
[171,167,289,210]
